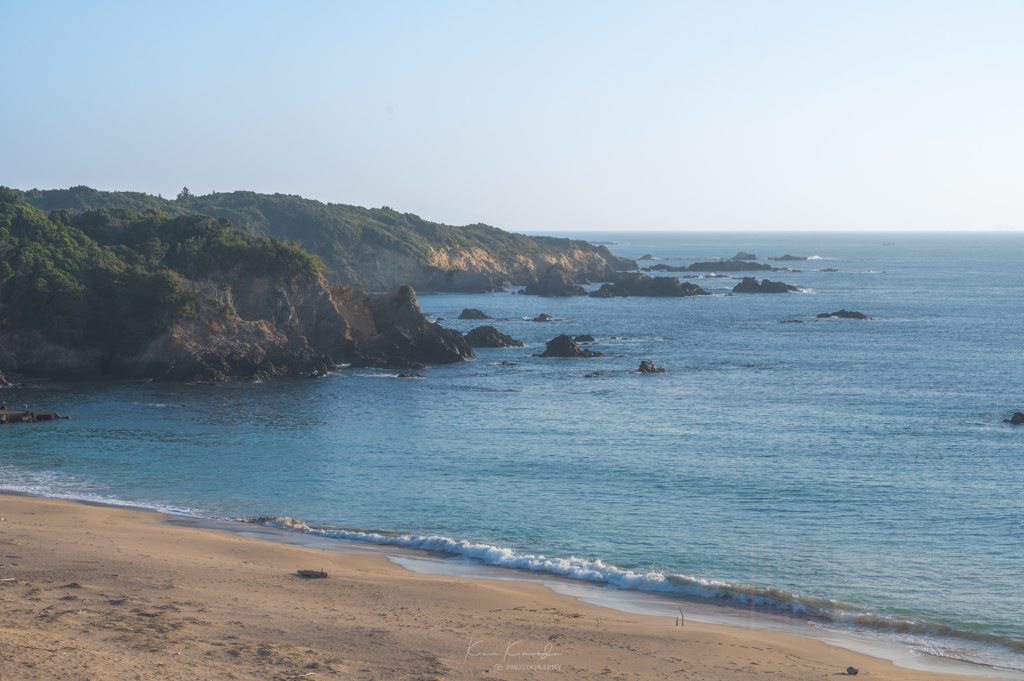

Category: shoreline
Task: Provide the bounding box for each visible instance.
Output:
[0,492,1018,681]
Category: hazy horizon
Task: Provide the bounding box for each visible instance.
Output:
[3,2,1022,233]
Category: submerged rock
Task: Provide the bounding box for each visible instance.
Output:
[817,310,873,320]
[1004,412,1024,425]
[538,335,605,358]
[732,277,798,293]
[459,308,492,320]
[396,373,424,379]
[590,274,709,298]
[637,360,665,373]
[465,326,525,348]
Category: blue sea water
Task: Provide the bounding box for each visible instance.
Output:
[2,232,1022,673]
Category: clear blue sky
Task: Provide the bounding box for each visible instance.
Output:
[2,1,1021,231]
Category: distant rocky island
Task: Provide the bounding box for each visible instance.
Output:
[17,186,636,294]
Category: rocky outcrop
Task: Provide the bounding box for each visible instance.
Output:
[769,255,807,261]
[731,252,758,260]
[538,335,605,358]
[641,263,687,272]
[346,285,475,370]
[637,361,665,373]
[639,254,656,260]
[687,261,773,272]
[518,266,586,297]
[732,277,798,293]
[0,368,8,386]
[1005,412,1024,425]
[590,274,709,298]
[817,310,873,320]
[0,278,474,380]
[575,334,596,342]
[459,308,492,320]
[532,313,554,322]
[465,326,524,348]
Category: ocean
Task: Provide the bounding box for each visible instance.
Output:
[2,231,1022,675]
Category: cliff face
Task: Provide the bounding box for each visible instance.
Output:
[0,277,473,382]
[346,243,632,293]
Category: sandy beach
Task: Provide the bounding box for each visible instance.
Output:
[0,493,995,681]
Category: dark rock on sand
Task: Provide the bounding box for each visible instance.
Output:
[533,313,554,322]
[459,308,492,320]
[686,260,773,272]
[731,252,759,260]
[465,326,525,348]
[590,274,709,298]
[538,335,605,358]
[575,334,596,342]
[519,266,586,297]
[637,360,665,373]
[768,254,808,261]
[847,668,859,676]
[732,277,798,293]
[817,310,873,320]
[1004,412,1024,425]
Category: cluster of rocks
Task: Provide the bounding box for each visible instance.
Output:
[538,335,605,358]
[732,277,798,293]
[637,361,665,373]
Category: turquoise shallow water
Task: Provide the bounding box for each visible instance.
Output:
[2,232,1022,672]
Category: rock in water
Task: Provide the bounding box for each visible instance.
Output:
[687,260,773,272]
[731,251,759,260]
[459,308,492,320]
[533,313,554,322]
[574,334,596,342]
[0,368,8,387]
[637,361,665,373]
[519,266,587,297]
[589,274,709,298]
[538,335,605,358]
[1004,412,1024,425]
[638,254,656,260]
[847,667,859,676]
[817,309,874,320]
[768,254,808,261]
[465,326,525,348]
[732,277,798,293]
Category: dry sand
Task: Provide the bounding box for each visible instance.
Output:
[0,493,993,681]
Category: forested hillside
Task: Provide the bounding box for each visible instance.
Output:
[19,186,634,291]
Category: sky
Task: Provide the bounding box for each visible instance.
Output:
[2,1,1022,232]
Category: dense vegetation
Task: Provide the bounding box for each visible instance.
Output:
[0,187,322,354]
[19,186,620,279]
